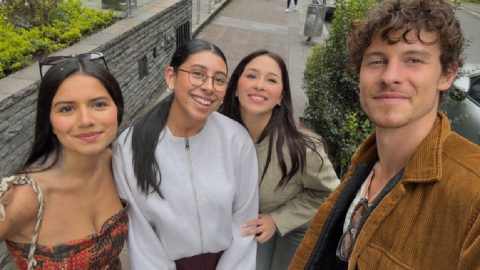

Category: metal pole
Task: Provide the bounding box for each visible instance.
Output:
[127,0,133,17]
[196,0,201,24]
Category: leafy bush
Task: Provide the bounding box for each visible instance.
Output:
[303,0,381,178]
[0,0,117,78]
[3,0,62,27]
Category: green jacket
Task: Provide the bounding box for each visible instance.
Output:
[289,113,480,270]
[256,134,339,236]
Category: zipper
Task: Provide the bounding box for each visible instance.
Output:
[185,138,204,252]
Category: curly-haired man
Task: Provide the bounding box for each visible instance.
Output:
[288,0,480,269]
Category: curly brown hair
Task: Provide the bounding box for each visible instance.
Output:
[346,0,465,79]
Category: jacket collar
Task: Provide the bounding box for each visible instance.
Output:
[350,112,451,184]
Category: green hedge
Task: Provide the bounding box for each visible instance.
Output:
[0,0,117,79]
[303,0,381,178]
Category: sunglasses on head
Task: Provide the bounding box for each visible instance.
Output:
[39,52,109,78]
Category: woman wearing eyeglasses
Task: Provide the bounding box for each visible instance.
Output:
[112,39,259,270]
[219,50,340,270]
[0,57,127,270]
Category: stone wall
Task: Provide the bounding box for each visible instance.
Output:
[0,0,191,267]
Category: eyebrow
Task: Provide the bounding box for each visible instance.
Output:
[189,64,227,76]
[52,96,111,108]
[402,50,433,58]
[363,50,433,58]
[245,68,281,78]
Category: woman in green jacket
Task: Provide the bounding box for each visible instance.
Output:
[219,50,340,270]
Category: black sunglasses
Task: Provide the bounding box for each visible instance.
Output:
[39,52,109,78]
[336,197,368,261]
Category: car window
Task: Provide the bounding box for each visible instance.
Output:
[468,75,480,105]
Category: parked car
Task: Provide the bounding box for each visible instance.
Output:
[441,63,480,146]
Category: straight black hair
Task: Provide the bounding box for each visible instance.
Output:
[219,49,324,188]
[18,59,124,174]
[130,39,227,197]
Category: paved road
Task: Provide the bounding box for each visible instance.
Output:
[457,2,480,63]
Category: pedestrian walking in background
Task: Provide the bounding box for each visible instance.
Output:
[219,49,339,270]
[0,56,128,270]
[285,0,298,12]
[113,39,259,270]
[289,0,480,269]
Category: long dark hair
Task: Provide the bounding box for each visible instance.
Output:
[130,39,227,197]
[18,59,124,174]
[219,49,323,189]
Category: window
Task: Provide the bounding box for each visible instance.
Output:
[468,75,480,105]
[176,21,191,49]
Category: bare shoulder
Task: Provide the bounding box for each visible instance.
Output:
[0,176,40,241]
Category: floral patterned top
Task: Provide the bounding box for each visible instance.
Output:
[0,175,129,270]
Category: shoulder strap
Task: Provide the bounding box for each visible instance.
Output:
[0,175,45,270]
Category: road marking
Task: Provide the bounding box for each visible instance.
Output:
[468,11,480,18]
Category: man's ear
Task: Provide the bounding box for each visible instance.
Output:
[439,62,459,92]
[165,66,176,89]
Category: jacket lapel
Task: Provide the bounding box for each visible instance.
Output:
[306,162,376,269]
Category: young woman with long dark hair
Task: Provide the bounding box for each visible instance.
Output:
[112,39,259,270]
[219,50,339,270]
[0,57,127,270]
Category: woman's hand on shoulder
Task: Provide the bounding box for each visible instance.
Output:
[241,213,276,243]
[0,183,39,242]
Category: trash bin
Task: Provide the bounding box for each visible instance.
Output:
[303,3,326,39]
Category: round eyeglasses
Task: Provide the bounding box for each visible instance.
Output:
[177,68,228,92]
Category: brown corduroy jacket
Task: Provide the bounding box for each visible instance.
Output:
[288,113,480,270]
